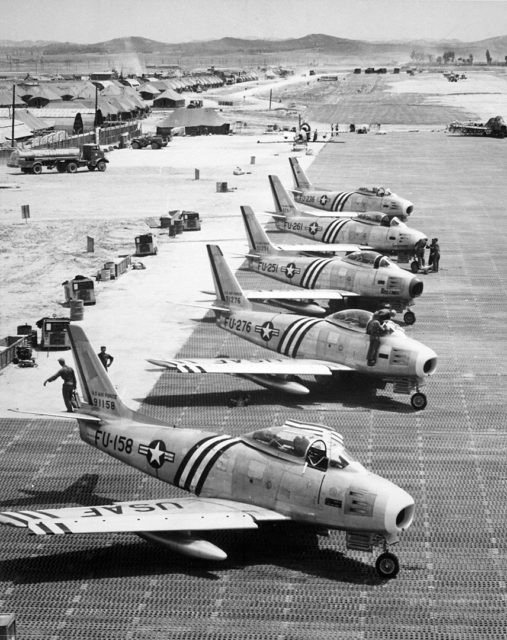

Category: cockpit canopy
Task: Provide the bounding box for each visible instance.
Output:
[343,250,392,269]
[357,186,392,197]
[243,420,354,471]
[357,211,391,227]
[325,308,373,332]
[389,216,406,229]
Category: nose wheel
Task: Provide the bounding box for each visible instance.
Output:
[403,310,416,325]
[375,552,400,579]
[410,391,427,410]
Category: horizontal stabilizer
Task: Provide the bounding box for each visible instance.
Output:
[8,408,102,423]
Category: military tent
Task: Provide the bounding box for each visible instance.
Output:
[153,89,185,109]
[156,108,230,136]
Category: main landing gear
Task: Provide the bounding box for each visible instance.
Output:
[375,551,400,579]
[410,391,427,410]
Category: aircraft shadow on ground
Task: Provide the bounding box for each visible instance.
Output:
[139,377,413,413]
[0,525,394,586]
[138,387,304,410]
[0,474,104,510]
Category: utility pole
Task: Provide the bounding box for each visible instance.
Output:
[11,84,16,148]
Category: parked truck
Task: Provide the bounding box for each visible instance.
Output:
[8,144,108,174]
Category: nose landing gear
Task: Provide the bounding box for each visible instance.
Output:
[410,391,427,410]
[375,551,400,579]
[403,310,416,325]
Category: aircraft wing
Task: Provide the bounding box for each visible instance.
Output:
[0,497,290,535]
[147,357,339,375]
[273,243,370,253]
[243,288,359,301]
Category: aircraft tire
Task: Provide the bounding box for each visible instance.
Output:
[410,261,419,274]
[375,552,399,579]
[410,392,427,410]
[403,311,416,325]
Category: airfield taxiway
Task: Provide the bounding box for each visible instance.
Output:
[0,131,506,639]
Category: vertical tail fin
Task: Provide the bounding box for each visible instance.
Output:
[207,244,251,309]
[268,175,299,218]
[240,206,276,256]
[67,324,133,419]
[289,156,313,190]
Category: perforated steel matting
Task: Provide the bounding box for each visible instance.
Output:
[0,133,505,639]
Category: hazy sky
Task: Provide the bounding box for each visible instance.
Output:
[2,0,507,43]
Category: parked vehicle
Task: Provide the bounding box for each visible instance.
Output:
[130,135,169,150]
[8,144,108,174]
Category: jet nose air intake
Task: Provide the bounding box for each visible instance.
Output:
[409,277,424,298]
[385,489,415,537]
[415,347,438,378]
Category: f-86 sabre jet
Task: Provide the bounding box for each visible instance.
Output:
[289,156,414,220]
[269,174,427,270]
[240,205,423,324]
[0,324,415,579]
[151,245,437,409]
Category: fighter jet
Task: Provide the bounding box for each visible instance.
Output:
[151,245,437,409]
[240,205,423,324]
[289,156,414,220]
[269,174,427,270]
[0,324,415,579]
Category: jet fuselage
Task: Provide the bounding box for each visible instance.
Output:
[78,415,413,540]
[215,307,436,385]
[248,251,423,307]
[292,188,413,219]
[274,214,426,254]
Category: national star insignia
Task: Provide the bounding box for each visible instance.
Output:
[281,262,301,279]
[308,222,322,235]
[255,321,280,342]
[319,195,328,206]
[138,440,175,469]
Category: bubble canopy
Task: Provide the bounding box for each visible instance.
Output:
[242,420,357,471]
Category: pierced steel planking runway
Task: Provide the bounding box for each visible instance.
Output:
[1,133,506,639]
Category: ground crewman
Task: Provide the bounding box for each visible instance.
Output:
[429,238,440,272]
[44,358,77,412]
[97,346,114,371]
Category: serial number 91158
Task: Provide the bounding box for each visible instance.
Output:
[93,398,116,410]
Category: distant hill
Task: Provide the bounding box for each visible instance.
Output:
[2,33,507,59]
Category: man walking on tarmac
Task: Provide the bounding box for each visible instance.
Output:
[44,358,77,412]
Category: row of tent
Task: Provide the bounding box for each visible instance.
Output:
[0,71,256,143]
[0,75,227,109]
